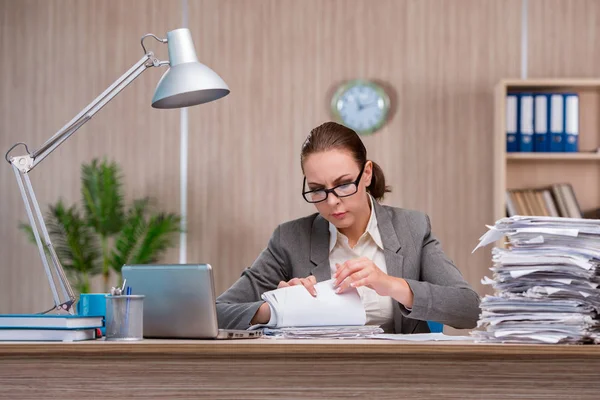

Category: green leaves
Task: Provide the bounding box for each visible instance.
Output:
[112,199,181,271]
[46,200,100,276]
[20,158,181,293]
[19,200,100,294]
[81,159,124,236]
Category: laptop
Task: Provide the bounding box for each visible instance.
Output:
[121,264,262,339]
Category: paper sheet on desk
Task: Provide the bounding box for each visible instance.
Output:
[251,279,366,329]
[262,325,383,339]
[370,333,473,342]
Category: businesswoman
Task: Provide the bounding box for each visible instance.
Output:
[217,122,480,333]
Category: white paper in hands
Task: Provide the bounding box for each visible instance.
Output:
[260,279,366,328]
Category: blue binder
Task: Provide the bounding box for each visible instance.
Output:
[518,93,534,152]
[506,94,519,152]
[534,94,550,152]
[549,93,565,152]
[564,93,579,152]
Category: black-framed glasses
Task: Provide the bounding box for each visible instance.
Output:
[302,163,366,203]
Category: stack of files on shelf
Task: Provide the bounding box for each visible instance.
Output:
[472,216,600,344]
[506,183,582,218]
[506,92,579,153]
[0,314,103,342]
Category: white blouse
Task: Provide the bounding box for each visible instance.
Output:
[328,196,394,332]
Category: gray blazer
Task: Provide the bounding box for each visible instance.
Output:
[216,201,481,333]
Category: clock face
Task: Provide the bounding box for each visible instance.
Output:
[331,80,390,135]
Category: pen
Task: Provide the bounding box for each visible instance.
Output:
[123,286,132,337]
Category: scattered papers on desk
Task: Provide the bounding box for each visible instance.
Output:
[256,279,366,329]
[473,216,600,344]
[369,333,473,342]
[262,325,383,339]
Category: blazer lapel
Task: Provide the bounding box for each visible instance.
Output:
[309,214,331,282]
[373,200,406,334]
[373,201,404,279]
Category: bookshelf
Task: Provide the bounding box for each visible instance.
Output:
[494,79,600,223]
[506,153,600,161]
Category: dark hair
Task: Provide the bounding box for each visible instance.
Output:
[300,121,391,201]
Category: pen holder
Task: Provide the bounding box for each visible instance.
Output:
[105,294,145,341]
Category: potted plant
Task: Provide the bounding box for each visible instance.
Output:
[21,159,181,293]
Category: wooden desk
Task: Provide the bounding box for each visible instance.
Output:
[1,339,600,399]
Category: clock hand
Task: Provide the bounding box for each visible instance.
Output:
[354,97,364,111]
[359,100,379,109]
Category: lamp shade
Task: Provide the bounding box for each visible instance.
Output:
[152,28,229,109]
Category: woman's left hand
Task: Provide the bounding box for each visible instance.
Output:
[333,256,395,297]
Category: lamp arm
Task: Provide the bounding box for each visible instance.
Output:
[6,51,165,314]
[31,53,155,170]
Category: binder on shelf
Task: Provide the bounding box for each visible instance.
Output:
[541,189,560,217]
[534,94,550,152]
[564,93,579,152]
[512,191,528,215]
[560,183,583,218]
[549,94,565,152]
[518,93,534,152]
[534,191,550,216]
[505,191,518,217]
[506,94,519,152]
[551,184,569,217]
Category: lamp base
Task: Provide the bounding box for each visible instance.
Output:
[40,300,75,316]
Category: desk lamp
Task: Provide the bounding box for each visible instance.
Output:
[4,28,229,314]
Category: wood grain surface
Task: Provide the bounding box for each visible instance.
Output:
[2,340,600,399]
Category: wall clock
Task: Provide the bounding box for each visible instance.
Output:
[330,79,391,135]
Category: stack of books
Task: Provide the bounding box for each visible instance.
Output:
[473,216,600,344]
[506,92,578,153]
[506,183,582,218]
[0,314,103,342]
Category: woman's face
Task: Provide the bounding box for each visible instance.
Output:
[302,149,372,230]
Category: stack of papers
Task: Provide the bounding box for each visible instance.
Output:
[249,279,376,339]
[473,216,600,344]
[254,279,366,329]
[370,333,473,341]
[263,325,383,339]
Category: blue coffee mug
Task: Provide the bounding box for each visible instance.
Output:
[76,293,107,335]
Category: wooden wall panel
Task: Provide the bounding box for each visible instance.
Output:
[526,1,600,218]
[0,0,181,313]
[528,0,600,78]
[9,0,577,314]
[186,0,522,295]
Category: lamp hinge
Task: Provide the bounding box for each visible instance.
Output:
[11,155,34,173]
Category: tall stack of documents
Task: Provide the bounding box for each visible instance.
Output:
[473,216,600,344]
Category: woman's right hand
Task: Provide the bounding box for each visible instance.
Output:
[251,276,318,325]
[277,275,318,297]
